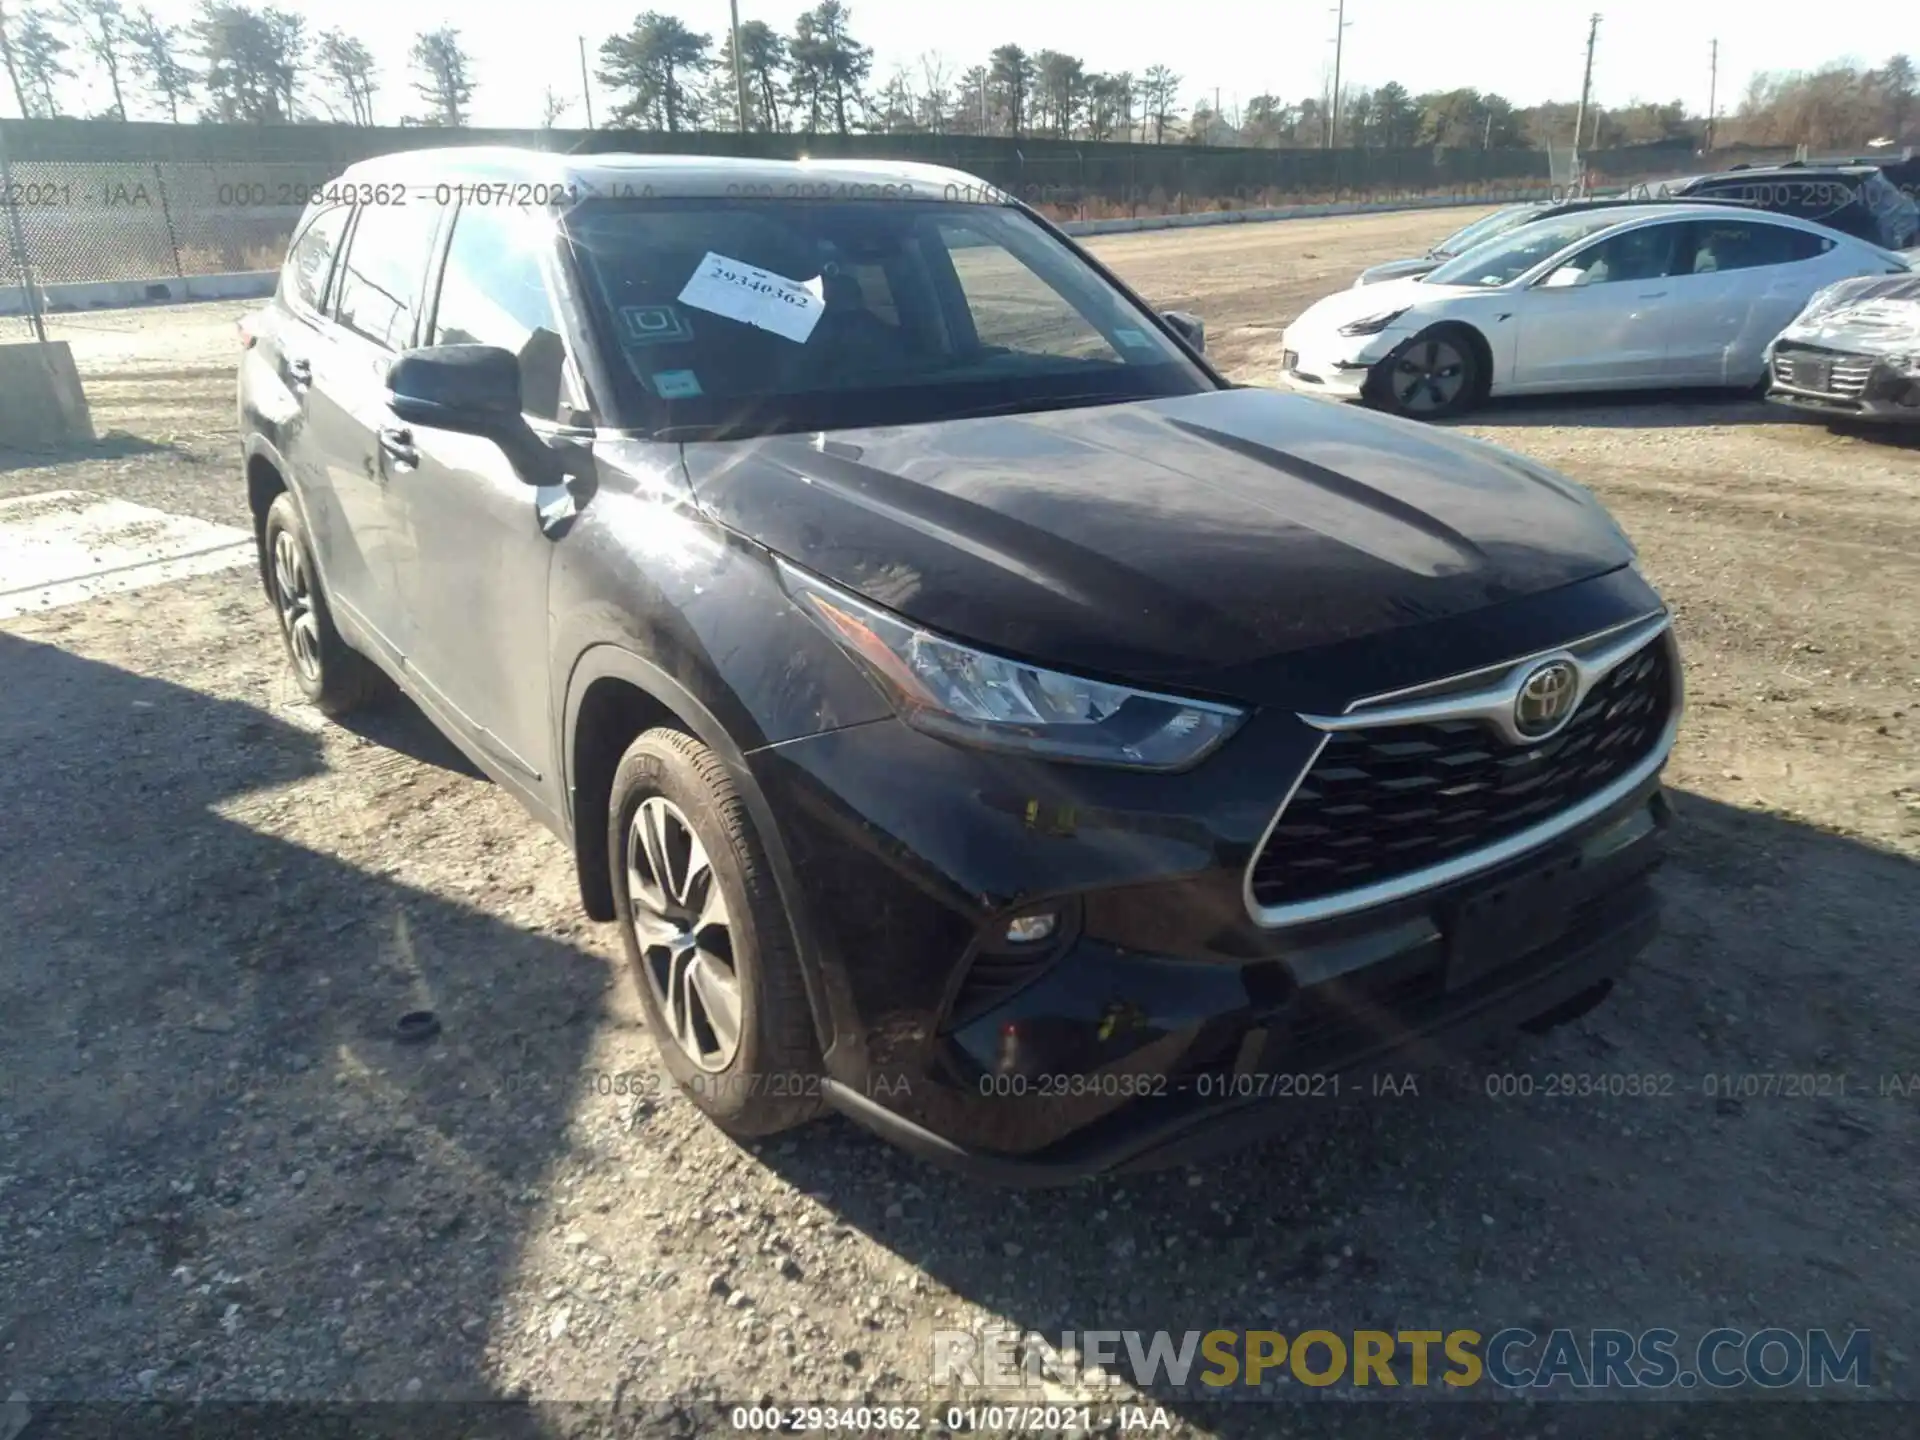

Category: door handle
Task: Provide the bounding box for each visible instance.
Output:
[378,425,418,469]
[1637,291,1667,299]
[285,356,312,388]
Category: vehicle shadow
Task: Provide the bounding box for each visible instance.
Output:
[0,631,606,1413]
[1448,387,1800,430]
[757,788,1920,1433]
[328,684,488,779]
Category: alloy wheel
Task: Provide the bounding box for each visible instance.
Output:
[1391,337,1469,413]
[627,795,742,1072]
[271,528,322,682]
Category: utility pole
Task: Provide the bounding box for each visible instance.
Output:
[729,0,750,132]
[1327,0,1349,148]
[1705,38,1718,153]
[1572,12,1600,168]
[578,36,596,129]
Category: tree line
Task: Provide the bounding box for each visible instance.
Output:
[0,0,1913,157]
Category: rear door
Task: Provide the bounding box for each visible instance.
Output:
[1662,218,1845,384]
[385,198,591,798]
[253,203,351,572]
[1511,221,1689,389]
[303,197,446,661]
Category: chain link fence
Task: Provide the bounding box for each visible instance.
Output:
[0,150,1566,301]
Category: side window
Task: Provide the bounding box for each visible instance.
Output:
[1683,221,1831,275]
[428,205,578,423]
[1542,224,1684,287]
[281,205,350,316]
[333,201,442,351]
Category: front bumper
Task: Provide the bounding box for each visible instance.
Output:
[824,783,1666,1185]
[1766,349,1920,423]
[1276,325,1405,400]
[744,572,1679,1183]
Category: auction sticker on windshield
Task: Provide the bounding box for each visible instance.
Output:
[677,251,825,344]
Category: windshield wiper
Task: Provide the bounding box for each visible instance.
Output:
[948,391,1167,421]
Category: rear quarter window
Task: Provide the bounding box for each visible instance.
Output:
[280,204,351,316]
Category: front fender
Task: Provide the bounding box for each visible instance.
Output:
[558,641,874,1078]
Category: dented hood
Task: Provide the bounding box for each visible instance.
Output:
[682,388,1636,690]
[1776,272,1920,356]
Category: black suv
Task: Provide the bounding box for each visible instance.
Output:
[238,148,1683,1183]
[1632,164,1919,251]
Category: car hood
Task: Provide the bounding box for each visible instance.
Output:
[682,388,1634,692]
[1354,256,1443,287]
[1292,275,1474,331]
[1776,272,1920,355]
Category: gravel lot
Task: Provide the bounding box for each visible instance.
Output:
[3,208,1918,1438]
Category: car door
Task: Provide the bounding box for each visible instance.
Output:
[1661,219,1844,385]
[303,198,448,662]
[383,198,591,797]
[1511,221,1688,390]
[258,203,356,599]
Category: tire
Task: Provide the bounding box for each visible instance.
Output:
[1368,325,1484,420]
[608,726,824,1137]
[262,492,386,718]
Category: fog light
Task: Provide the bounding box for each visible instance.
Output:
[1004,912,1058,945]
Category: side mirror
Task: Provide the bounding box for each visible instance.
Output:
[387,343,523,434]
[1539,266,1590,289]
[386,344,561,487]
[1162,310,1206,354]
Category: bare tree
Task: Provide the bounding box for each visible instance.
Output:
[917,49,950,132]
[13,5,71,115]
[0,2,33,116]
[1139,64,1180,142]
[316,26,374,124]
[410,25,472,127]
[123,5,191,120]
[58,0,128,118]
[540,84,570,128]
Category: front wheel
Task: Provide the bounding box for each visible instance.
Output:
[608,727,824,1138]
[1368,326,1483,420]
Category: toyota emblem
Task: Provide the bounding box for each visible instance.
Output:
[1513,659,1580,739]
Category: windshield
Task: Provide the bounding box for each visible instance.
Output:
[1432,205,1540,257]
[1424,214,1625,288]
[564,198,1212,438]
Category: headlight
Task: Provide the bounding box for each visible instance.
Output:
[1337,307,1409,337]
[1887,352,1920,377]
[778,561,1247,771]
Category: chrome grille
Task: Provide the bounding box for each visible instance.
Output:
[1248,636,1675,913]
[1774,345,1875,399]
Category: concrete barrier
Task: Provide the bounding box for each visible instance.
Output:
[0,269,277,318]
[0,341,94,448]
[0,190,1542,319]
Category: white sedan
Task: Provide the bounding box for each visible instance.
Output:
[1278,203,1914,419]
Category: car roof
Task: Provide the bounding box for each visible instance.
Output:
[332,146,1007,202]
[1520,201,1831,228]
[1683,164,1880,182]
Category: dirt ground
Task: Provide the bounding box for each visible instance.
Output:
[2,209,1918,1438]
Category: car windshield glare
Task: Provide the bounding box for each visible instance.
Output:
[1433,205,1537,257]
[1425,214,1626,288]
[564,197,1211,438]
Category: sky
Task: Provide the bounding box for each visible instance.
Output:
[6,0,1914,128]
